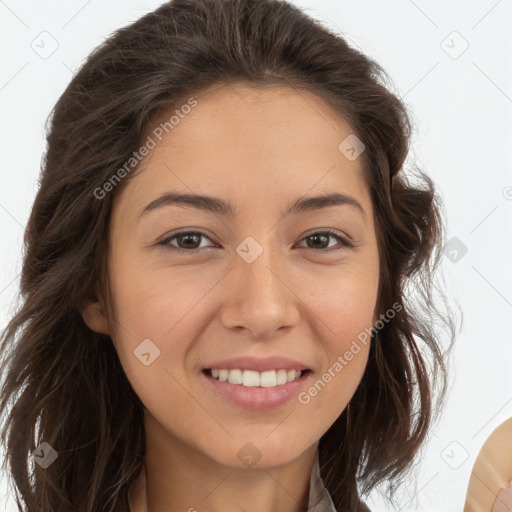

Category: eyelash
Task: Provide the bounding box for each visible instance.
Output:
[157,229,354,254]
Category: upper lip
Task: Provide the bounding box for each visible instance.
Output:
[204,356,310,372]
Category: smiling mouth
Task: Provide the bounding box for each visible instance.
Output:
[202,368,312,388]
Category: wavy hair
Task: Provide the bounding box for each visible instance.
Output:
[0,0,458,510]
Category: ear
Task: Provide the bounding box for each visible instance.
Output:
[80,296,112,337]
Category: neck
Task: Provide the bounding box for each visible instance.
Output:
[128,413,318,512]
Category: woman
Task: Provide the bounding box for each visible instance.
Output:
[0,0,456,510]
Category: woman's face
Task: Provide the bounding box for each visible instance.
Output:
[85,82,380,469]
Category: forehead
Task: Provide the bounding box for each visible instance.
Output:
[116,82,371,217]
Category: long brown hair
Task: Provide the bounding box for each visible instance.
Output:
[0,0,458,510]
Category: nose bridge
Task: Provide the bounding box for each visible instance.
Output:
[237,235,281,305]
[220,234,299,336]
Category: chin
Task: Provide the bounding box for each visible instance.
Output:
[206,433,315,470]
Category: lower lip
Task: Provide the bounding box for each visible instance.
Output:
[201,370,311,411]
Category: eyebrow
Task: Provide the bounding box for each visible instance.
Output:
[138,191,366,221]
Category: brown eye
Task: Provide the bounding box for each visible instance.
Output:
[158,229,353,255]
[297,230,353,251]
[174,233,203,249]
[159,231,216,253]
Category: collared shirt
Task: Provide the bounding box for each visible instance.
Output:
[307,451,337,512]
[308,451,371,512]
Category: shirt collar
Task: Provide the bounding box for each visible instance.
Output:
[307,450,338,512]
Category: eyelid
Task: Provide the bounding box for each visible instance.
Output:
[301,227,354,244]
[157,229,219,251]
[156,228,355,253]
[296,229,354,250]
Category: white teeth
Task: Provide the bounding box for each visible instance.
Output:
[228,369,243,385]
[208,368,304,387]
[276,369,288,385]
[260,370,276,387]
[243,370,260,387]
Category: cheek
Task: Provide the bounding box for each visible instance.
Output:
[305,259,379,342]
[108,246,210,341]
[298,266,377,419]
[106,248,239,426]
[297,288,373,428]
[106,275,195,427]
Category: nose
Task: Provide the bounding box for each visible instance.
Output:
[219,244,301,339]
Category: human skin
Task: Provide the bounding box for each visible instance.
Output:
[81,82,381,512]
[464,417,512,512]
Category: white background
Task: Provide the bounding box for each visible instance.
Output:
[1,1,511,511]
